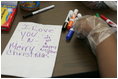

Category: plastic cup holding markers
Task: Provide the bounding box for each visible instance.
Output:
[19,1,40,11]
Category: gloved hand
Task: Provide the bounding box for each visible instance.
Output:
[74,15,116,54]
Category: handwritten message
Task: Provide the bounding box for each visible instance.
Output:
[5,23,61,58]
[2,22,62,77]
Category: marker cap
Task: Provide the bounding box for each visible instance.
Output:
[66,28,74,40]
[77,13,82,18]
[96,13,100,17]
[74,9,79,15]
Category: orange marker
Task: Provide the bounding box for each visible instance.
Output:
[67,9,78,30]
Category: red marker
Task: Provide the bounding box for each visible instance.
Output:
[100,14,117,28]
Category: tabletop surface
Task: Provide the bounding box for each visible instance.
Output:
[1,1,117,78]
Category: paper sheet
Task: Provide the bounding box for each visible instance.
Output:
[1,22,62,78]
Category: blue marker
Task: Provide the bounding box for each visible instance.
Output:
[66,27,74,40]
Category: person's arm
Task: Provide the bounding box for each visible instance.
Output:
[96,33,117,77]
[74,15,117,78]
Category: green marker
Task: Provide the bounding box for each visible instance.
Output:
[96,13,100,17]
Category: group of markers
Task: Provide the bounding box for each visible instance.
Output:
[63,9,117,41]
[62,9,82,40]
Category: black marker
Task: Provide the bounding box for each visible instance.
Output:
[23,5,55,19]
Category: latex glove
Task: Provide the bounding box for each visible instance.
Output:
[74,15,116,54]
